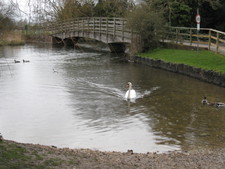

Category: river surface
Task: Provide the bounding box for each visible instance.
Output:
[1,44,225,153]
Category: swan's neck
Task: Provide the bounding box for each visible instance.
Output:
[127,89,131,99]
[127,85,132,99]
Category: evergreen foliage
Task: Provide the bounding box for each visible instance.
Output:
[144,0,225,31]
[126,4,165,51]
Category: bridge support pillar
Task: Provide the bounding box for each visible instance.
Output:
[64,37,80,47]
[52,36,80,47]
[52,37,64,46]
[108,43,127,53]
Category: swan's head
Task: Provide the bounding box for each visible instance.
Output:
[127,82,132,89]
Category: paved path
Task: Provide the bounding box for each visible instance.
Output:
[164,40,225,56]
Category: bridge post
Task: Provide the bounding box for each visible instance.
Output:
[208,30,211,50]
[122,19,124,41]
[82,18,84,37]
[113,18,116,38]
[106,18,108,43]
[99,17,102,40]
[93,17,95,39]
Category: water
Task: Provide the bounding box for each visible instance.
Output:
[1,44,225,153]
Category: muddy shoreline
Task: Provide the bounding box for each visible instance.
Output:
[1,139,225,169]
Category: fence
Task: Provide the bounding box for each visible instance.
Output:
[163,27,225,54]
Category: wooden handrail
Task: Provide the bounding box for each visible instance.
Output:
[42,17,131,41]
[165,26,225,54]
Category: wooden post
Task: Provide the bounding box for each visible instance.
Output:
[114,18,116,38]
[175,28,178,44]
[60,22,63,32]
[78,18,80,35]
[122,19,124,41]
[216,32,219,53]
[82,18,84,37]
[93,17,95,38]
[88,17,90,34]
[99,17,102,40]
[190,29,192,46]
[106,17,108,43]
[208,29,211,50]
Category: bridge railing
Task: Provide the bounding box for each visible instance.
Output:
[162,27,225,54]
[42,17,134,41]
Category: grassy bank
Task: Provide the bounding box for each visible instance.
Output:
[0,31,25,46]
[138,49,225,73]
[0,41,25,46]
[0,139,80,169]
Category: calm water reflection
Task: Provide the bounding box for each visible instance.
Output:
[0,44,225,153]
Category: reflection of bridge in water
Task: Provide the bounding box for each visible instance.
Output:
[44,17,141,53]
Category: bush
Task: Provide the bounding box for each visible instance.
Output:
[126,4,165,52]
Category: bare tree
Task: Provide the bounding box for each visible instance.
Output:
[0,0,18,21]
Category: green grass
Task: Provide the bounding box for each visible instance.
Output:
[0,40,25,46]
[138,49,225,73]
[0,140,81,169]
[0,141,31,169]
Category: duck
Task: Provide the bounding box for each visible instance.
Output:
[125,82,136,100]
[23,59,30,63]
[52,69,58,73]
[14,60,20,63]
[201,96,209,105]
[215,102,225,108]
[201,96,225,108]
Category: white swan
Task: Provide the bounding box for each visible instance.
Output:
[125,82,136,100]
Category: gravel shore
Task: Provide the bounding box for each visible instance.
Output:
[1,139,225,169]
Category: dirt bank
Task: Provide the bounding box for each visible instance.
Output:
[1,139,225,169]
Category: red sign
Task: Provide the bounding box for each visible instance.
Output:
[196,14,201,24]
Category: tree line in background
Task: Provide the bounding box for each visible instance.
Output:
[0,0,19,32]
[0,0,225,51]
[31,0,224,30]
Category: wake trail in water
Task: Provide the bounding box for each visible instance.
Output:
[136,86,160,99]
[74,78,160,101]
[86,81,125,99]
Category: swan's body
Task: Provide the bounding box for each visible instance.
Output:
[125,82,136,100]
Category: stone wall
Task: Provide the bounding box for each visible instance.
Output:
[134,56,225,88]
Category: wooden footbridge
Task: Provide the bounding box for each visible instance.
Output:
[42,17,140,53]
[41,17,225,55]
